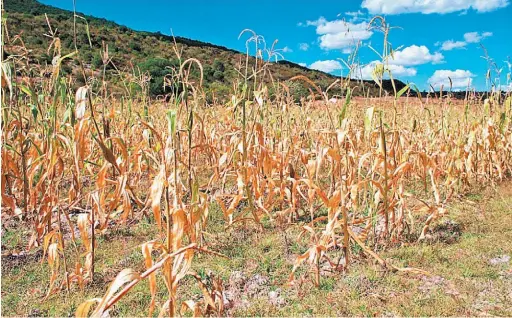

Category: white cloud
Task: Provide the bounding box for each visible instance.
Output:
[298,62,307,67]
[464,31,493,43]
[318,31,372,50]
[439,31,493,51]
[362,0,509,14]
[440,40,467,51]
[315,19,364,35]
[346,10,364,17]
[348,45,441,80]
[305,17,373,50]
[386,64,417,76]
[305,17,327,27]
[473,0,510,12]
[390,45,444,66]
[299,43,309,51]
[281,46,293,53]
[309,60,343,73]
[355,61,417,80]
[345,10,366,22]
[428,69,475,88]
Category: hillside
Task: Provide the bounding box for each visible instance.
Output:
[2,0,406,100]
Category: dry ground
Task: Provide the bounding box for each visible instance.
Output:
[1,182,512,317]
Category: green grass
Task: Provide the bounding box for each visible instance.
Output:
[2,184,511,316]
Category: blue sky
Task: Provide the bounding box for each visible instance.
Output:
[41,0,511,91]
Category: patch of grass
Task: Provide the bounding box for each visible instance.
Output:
[1,226,28,251]
[1,221,158,317]
[319,277,336,291]
[2,183,512,316]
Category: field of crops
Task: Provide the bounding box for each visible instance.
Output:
[2,14,512,317]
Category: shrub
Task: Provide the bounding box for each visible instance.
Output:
[213,59,225,72]
[213,70,224,81]
[129,41,141,52]
[92,52,103,68]
[136,58,178,96]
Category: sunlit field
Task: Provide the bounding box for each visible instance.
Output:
[2,2,512,317]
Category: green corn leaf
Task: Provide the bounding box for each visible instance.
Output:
[371,64,383,90]
[19,84,33,98]
[499,112,508,134]
[364,106,375,134]
[62,106,72,124]
[167,109,177,135]
[339,87,351,126]
[30,104,39,121]
[396,84,410,99]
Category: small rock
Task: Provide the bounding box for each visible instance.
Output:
[229,271,246,289]
[268,290,278,299]
[223,290,236,310]
[489,255,510,266]
[418,275,445,292]
[444,285,460,297]
[244,274,269,297]
[268,289,286,307]
[28,309,48,317]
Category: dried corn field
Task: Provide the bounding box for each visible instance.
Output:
[2,16,512,318]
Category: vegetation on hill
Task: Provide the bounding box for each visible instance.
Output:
[3,0,406,100]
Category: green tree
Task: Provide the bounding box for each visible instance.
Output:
[213,70,224,81]
[129,41,141,52]
[92,52,103,68]
[203,65,214,81]
[136,58,178,96]
[287,81,310,102]
[206,82,230,103]
[38,52,53,65]
[213,59,225,72]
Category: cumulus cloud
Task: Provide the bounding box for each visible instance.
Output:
[298,62,307,67]
[464,31,493,43]
[386,64,417,77]
[348,45,441,80]
[346,10,365,17]
[299,43,309,51]
[355,61,417,80]
[281,46,293,53]
[309,60,343,73]
[390,45,444,66]
[305,17,373,50]
[309,44,441,79]
[439,31,493,51]
[440,40,467,51]
[428,69,475,88]
[361,0,509,14]
[345,10,366,22]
